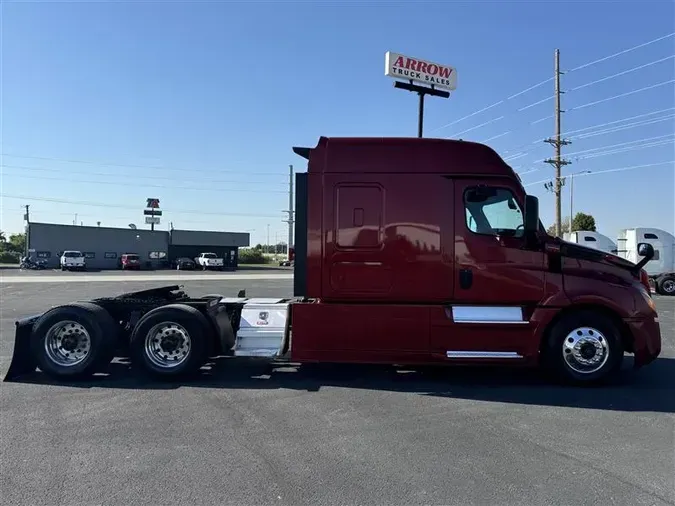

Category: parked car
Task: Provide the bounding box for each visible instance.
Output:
[173,257,196,270]
[60,251,86,271]
[121,253,141,270]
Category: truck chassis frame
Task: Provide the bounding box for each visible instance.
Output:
[4,285,297,382]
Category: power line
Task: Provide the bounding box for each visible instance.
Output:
[446,96,556,138]
[0,194,283,218]
[568,55,675,92]
[0,164,287,186]
[430,76,553,133]
[0,153,286,177]
[570,115,675,140]
[448,116,505,138]
[0,207,265,228]
[568,79,675,112]
[517,95,555,112]
[0,172,288,194]
[567,32,675,73]
[523,161,674,187]
[575,139,674,160]
[434,33,674,135]
[564,107,675,136]
[564,134,675,158]
[525,136,674,165]
[497,108,675,162]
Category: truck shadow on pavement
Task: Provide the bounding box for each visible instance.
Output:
[9,356,675,413]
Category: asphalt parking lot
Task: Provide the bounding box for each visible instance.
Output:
[0,272,673,506]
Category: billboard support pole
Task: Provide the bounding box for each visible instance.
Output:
[417,92,425,138]
[394,81,449,138]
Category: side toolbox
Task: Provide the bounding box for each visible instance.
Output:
[234,301,290,358]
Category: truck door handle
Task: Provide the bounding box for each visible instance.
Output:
[459,268,473,290]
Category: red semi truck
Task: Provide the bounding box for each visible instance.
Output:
[4,137,661,385]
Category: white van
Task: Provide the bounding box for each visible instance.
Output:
[60,251,86,271]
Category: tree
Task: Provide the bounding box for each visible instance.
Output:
[572,212,596,232]
[547,217,570,236]
[8,233,26,254]
[546,213,597,236]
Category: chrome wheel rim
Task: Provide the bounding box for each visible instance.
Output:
[562,326,609,374]
[44,320,91,367]
[144,321,191,369]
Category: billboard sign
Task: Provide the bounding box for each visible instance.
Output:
[385,52,457,91]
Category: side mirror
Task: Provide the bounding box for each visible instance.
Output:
[633,242,655,273]
[524,195,539,234]
[637,243,654,258]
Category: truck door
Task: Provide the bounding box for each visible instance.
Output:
[454,180,546,306]
[431,180,546,357]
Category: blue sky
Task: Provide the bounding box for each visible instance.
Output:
[1,0,674,246]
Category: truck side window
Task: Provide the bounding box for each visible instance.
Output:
[464,187,524,238]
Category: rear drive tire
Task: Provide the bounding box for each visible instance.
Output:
[542,310,624,385]
[130,304,211,380]
[657,275,675,296]
[30,302,118,380]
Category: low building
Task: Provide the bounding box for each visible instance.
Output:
[169,229,249,270]
[26,222,250,270]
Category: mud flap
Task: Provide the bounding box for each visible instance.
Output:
[3,316,41,381]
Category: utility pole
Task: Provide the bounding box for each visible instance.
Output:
[283,165,294,260]
[23,205,30,257]
[543,49,572,237]
[266,224,270,254]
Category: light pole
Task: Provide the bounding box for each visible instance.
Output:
[569,170,592,234]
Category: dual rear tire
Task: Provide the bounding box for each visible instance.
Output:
[129,304,212,379]
[30,303,212,381]
[30,302,119,380]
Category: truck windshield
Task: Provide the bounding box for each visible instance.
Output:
[64,252,83,258]
[203,253,217,258]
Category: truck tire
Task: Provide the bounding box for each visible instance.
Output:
[29,302,118,380]
[541,310,624,385]
[657,275,675,296]
[129,304,211,380]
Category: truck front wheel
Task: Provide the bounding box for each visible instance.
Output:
[542,310,624,385]
[130,304,211,379]
[30,302,118,380]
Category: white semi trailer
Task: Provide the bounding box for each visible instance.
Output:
[563,231,617,254]
[617,227,675,296]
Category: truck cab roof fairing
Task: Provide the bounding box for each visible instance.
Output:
[293,136,516,178]
[292,147,311,160]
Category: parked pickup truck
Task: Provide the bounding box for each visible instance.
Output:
[195,252,224,271]
[60,251,86,271]
[3,136,661,387]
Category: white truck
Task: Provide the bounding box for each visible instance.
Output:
[60,251,86,271]
[563,231,618,254]
[617,227,675,296]
[195,252,224,271]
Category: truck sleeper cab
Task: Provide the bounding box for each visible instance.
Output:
[3,137,661,386]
